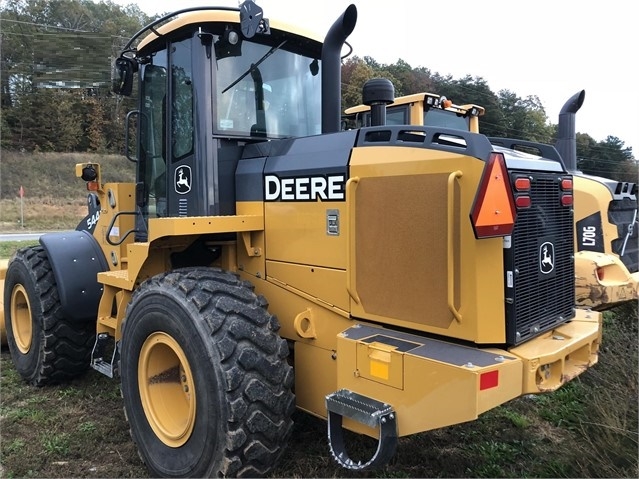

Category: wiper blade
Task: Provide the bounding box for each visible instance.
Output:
[222,39,287,94]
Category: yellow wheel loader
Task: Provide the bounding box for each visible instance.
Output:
[346,90,638,311]
[0,2,603,476]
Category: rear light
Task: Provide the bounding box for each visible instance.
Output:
[560,176,573,206]
[561,178,573,190]
[469,153,517,239]
[515,196,531,208]
[514,177,531,191]
[561,194,573,206]
[596,267,604,281]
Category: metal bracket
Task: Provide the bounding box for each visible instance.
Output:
[240,231,261,257]
[325,389,398,470]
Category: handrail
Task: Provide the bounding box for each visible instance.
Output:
[124,110,139,163]
[345,177,360,304]
[447,171,463,322]
[106,211,140,246]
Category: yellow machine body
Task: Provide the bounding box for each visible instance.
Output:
[345,92,638,311]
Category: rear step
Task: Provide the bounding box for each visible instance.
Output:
[91,332,120,378]
[325,389,397,470]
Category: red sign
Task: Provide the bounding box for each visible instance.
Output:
[19,185,24,198]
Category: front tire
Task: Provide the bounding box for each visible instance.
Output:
[120,267,295,478]
[3,246,94,386]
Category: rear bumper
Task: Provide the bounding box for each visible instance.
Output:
[333,308,602,437]
[507,308,601,393]
[575,251,638,310]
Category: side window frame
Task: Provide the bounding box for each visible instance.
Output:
[170,38,194,162]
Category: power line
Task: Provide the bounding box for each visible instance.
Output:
[0,18,90,32]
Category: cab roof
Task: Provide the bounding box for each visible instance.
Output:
[136,8,322,55]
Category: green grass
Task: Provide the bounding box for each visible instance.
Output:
[41,432,71,456]
[0,240,40,260]
[0,151,135,232]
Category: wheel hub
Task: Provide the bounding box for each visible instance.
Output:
[10,284,32,354]
[138,332,196,447]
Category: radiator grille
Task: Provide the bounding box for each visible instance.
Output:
[504,172,575,345]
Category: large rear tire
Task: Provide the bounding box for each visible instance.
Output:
[120,267,295,478]
[3,246,94,386]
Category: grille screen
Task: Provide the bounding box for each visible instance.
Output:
[504,172,575,345]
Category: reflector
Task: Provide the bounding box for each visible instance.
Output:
[470,153,517,238]
[480,370,499,390]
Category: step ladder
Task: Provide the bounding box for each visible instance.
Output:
[91,332,120,378]
[325,389,398,470]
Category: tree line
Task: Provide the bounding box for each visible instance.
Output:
[1,0,636,182]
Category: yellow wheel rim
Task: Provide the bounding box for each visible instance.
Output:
[138,332,196,447]
[10,285,32,354]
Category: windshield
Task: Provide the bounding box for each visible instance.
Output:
[215,38,321,138]
[423,108,469,131]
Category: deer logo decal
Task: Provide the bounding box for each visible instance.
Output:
[175,166,192,194]
[539,241,555,275]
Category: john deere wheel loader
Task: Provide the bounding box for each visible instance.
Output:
[346,90,638,310]
[0,2,603,477]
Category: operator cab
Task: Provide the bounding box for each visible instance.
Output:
[343,92,485,132]
[113,3,324,236]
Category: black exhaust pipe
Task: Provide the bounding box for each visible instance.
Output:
[321,4,357,134]
[556,90,585,172]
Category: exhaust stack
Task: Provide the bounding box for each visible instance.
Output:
[556,90,585,172]
[321,4,357,134]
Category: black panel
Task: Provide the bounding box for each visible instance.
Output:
[217,142,244,215]
[576,212,605,253]
[504,172,575,345]
[236,155,267,202]
[356,125,494,162]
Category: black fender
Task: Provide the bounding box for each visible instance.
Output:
[39,230,109,322]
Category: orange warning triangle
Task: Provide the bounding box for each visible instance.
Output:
[470,153,516,238]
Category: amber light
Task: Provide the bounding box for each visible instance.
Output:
[87,181,99,191]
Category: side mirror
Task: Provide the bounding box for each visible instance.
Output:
[113,57,137,96]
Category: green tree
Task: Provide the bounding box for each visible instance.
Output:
[578,136,637,182]
[380,58,432,97]
[0,0,149,152]
[496,90,553,143]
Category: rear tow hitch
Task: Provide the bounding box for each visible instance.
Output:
[325,389,398,470]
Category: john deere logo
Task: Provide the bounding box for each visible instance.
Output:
[175,166,191,194]
[539,241,555,274]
